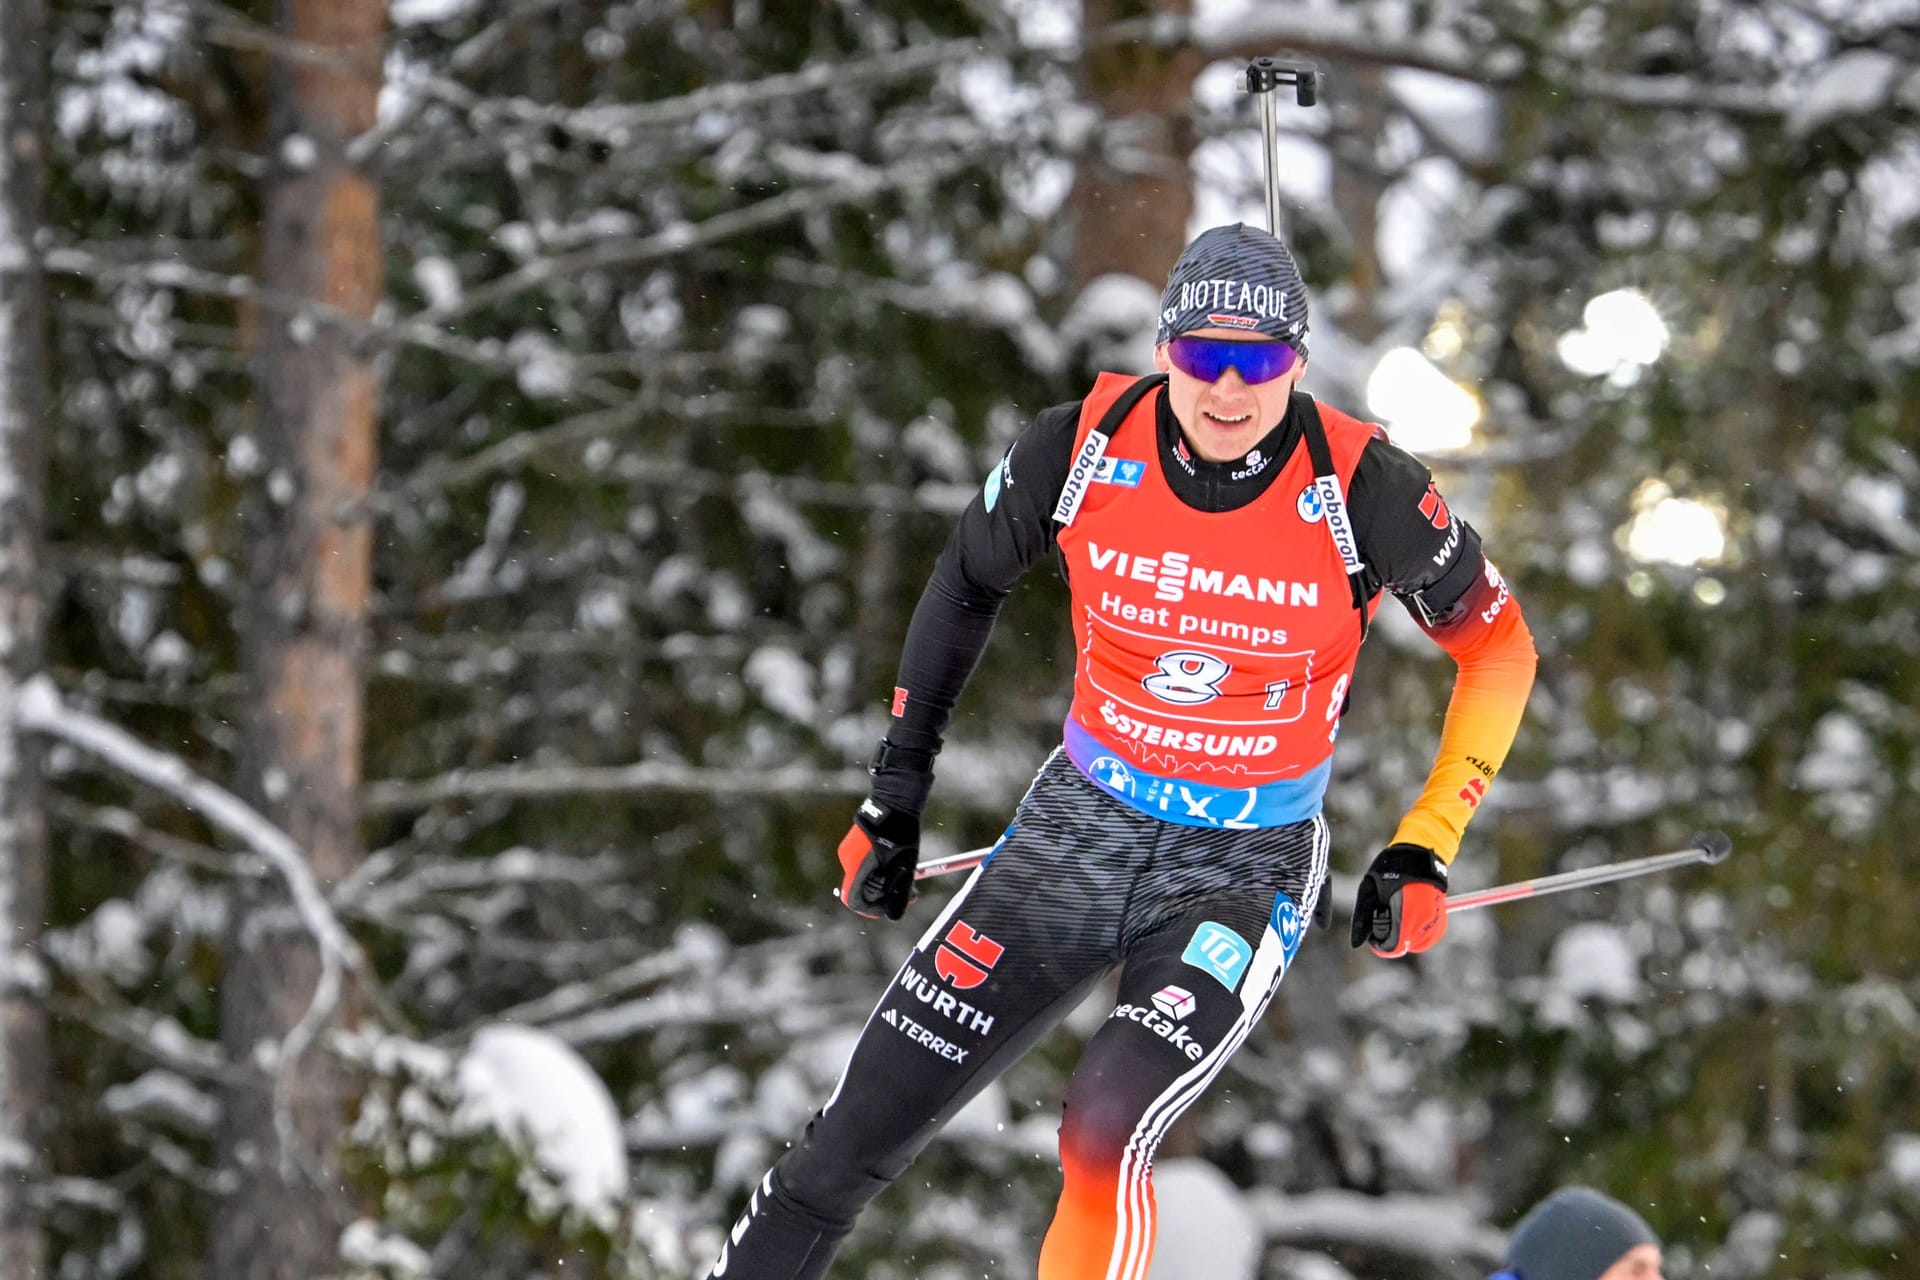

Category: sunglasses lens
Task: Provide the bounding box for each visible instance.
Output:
[1168,337,1299,384]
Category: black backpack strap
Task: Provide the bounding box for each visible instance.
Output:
[1051,374,1168,527]
[1295,395,1373,642]
[1092,372,1168,438]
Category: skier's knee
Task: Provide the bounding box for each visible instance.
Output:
[1057,1090,1152,1173]
[775,1138,897,1220]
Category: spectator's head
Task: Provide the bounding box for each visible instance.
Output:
[1498,1187,1663,1280]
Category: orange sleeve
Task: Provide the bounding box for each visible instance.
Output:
[1389,560,1537,863]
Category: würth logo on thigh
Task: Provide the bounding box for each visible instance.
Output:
[934,921,1004,990]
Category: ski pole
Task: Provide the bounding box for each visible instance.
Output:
[1445,830,1732,913]
[1240,56,1320,236]
[918,831,1735,906]
[914,845,994,880]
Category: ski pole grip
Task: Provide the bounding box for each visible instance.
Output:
[1242,57,1320,106]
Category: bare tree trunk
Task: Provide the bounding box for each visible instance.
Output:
[0,2,52,1274]
[212,2,385,1277]
[1064,0,1204,295]
[1325,61,1389,345]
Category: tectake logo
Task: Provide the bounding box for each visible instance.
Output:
[1479,560,1511,624]
[934,921,1004,991]
[1296,484,1325,523]
[1151,984,1196,1020]
[1108,999,1205,1061]
[1181,921,1251,992]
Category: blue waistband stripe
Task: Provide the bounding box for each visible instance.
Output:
[1062,718,1330,829]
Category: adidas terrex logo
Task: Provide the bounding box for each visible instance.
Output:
[1088,542,1319,607]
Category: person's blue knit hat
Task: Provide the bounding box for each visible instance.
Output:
[1503,1187,1659,1280]
[1156,223,1310,354]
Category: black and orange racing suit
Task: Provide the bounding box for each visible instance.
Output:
[710,376,1536,1280]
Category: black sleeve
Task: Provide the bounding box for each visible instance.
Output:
[1347,438,1485,625]
[873,401,1081,795]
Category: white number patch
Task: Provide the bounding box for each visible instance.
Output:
[1142,650,1230,706]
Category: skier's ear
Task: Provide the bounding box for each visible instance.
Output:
[1152,343,1170,373]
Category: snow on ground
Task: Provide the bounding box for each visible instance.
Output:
[1144,1159,1261,1280]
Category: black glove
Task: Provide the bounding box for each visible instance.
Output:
[1349,843,1450,957]
[837,798,920,920]
[834,740,935,921]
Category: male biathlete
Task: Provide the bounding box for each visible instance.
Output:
[708,223,1537,1279]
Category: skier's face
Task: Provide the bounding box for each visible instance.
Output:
[1598,1244,1664,1280]
[1155,327,1305,463]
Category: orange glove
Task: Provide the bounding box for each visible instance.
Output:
[836,798,920,921]
[1350,844,1449,958]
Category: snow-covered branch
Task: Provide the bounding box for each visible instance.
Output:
[47,991,229,1085]
[420,36,985,143]
[475,927,843,1041]
[362,758,875,814]
[1248,1188,1505,1271]
[41,246,614,398]
[49,796,250,879]
[16,677,400,1049]
[427,148,982,324]
[1174,11,1784,117]
[375,628,753,671]
[388,446,965,522]
[393,399,646,503]
[548,985,873,1050]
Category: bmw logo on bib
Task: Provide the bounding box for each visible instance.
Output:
[1296,484,1325,523]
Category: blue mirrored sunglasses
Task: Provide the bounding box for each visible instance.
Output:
[1166,336,1301,385]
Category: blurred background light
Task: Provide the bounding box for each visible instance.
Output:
[1622,480,1728,566]
[1365,346,1481,454]
[1558,288,1670,378]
